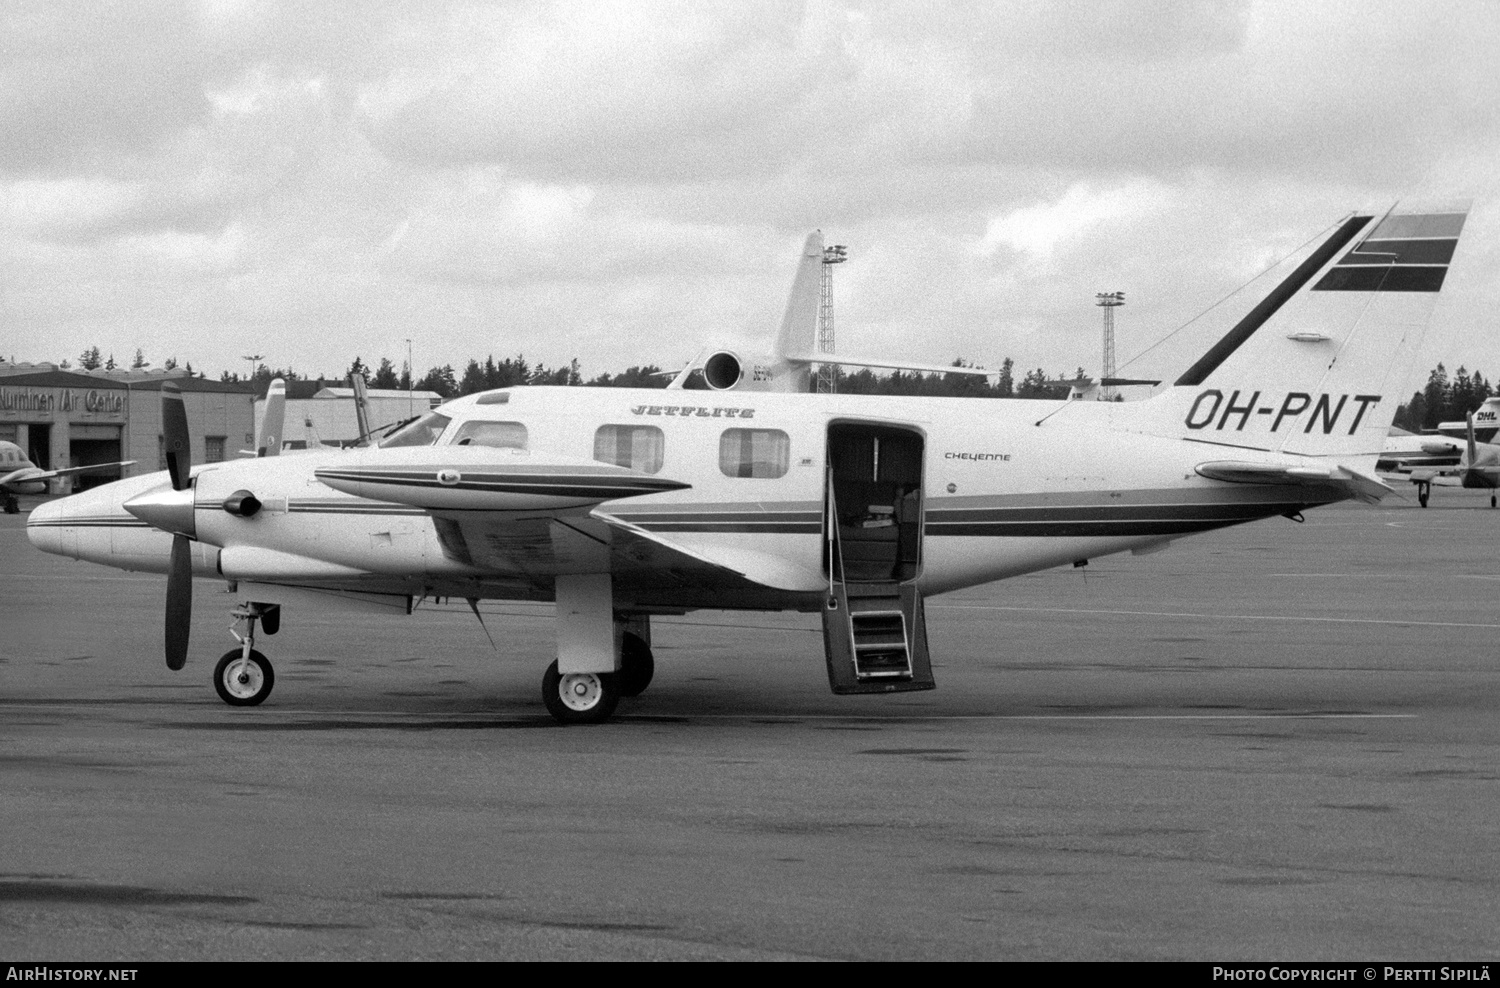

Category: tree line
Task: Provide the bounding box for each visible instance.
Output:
[217,351,1094,401]
[1392,364,1494,431]
[59,345,1485,424]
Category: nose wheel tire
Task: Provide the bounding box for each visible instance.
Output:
[542,660,619,725]
[213,649,275,707]
[616,633,655,697]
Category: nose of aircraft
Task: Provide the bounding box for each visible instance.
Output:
[25,494,67,556]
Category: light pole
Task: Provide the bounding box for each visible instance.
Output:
[1094,293,1124,401]
[242,353,264,384]
[404,338,413,417]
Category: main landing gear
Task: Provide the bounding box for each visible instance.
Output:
[540,631,654,725]
[2,493,18,514]
[212,603,278,706]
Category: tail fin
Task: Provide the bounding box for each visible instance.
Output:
[350,373,372,442]
[257,378,286,457]
[1470,396,1500,443]
[769,231,826,390]
[1149,201,1470,457]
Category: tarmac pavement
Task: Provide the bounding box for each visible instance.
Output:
[1,490,1498,960]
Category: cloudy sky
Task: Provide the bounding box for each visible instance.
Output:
[3,0,1498,394]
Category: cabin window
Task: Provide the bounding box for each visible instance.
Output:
[594,425,664,474]
[719,428,790,479]
[378,411,452,448]
[450,420,528,449]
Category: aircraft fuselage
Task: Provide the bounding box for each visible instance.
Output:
[28,385,1343,612]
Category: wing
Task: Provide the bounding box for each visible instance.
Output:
[426,508,825,610]
[14,460,137,483]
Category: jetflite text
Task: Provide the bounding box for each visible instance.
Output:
[1185,390,1380,435]
[631,405,755,418]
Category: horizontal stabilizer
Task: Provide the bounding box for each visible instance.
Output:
[782,353,991,377]
[1195,460,1392,504]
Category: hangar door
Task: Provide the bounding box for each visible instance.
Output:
[70,424,125,490]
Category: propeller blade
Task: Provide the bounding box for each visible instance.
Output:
[165,534,192,670]
[162,381,191,491]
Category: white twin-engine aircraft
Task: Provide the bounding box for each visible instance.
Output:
[26,202,1469,723]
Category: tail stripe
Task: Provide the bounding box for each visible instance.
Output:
[1313,210,1467,294]
[1175,214,1373,387]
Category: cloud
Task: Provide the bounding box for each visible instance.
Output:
[1,0,1498,387]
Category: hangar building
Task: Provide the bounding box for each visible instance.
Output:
[0,364,257,492]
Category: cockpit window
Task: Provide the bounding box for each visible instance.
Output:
[377,411,452,448]
[449,420,528,449]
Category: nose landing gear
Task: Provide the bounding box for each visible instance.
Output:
[213,603,277,706]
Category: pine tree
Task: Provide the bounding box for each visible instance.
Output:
[458,359,487,396]
[372,357,399,389]
[995,357,1014,398]
[1422,364,1449,429]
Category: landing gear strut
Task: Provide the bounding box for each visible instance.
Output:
[1416,481,1430,508]
[213,604,276,706]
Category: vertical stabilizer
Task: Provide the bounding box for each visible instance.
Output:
[1144,202,1470,458]
[257,378,286,458]
[768,231,826,392]
[350,373,372,442]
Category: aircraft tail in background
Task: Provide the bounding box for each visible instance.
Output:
[256,378,286,458]
[350,373,372,443]
[680,230,991,392]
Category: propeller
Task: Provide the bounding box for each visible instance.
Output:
[161,382,193,670]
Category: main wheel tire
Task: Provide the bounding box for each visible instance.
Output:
[2,496,18,514]
[541,660,619,725]
[1418,489,1430,508]
[213,649,275,707]
[616,633,655,698]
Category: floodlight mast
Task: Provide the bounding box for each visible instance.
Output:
[1094,292,1124,401]
[816,244,848,394]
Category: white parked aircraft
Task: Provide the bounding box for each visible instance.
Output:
[0,441,133,514]
[1378,396,1500,506]
[665,231,994,392]
[1402,409,1500,508]
[26,202,1470,723]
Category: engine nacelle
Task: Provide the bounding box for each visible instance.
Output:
[703,351,744,390]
